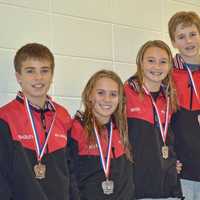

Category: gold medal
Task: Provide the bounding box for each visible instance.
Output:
[34,162,46,179]
[162,145,168,159]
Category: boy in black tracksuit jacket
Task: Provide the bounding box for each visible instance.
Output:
[168,11,200,199]
[0,43,77,200]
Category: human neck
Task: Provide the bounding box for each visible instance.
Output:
[181,54,200,64]
[143,79,161,92]
[23,94,46,109]
[93,114,110,126]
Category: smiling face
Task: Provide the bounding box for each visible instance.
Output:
[142,46,170,92]
[16,59,53,107]
[172,24,200,63]
[89,77,119,125]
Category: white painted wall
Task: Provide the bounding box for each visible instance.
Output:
[0,0,199,115]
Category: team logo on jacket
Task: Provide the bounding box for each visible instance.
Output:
[89,144,98,150]
[130,107,140,112]
[18,133,33,140]
[55,133,67,141]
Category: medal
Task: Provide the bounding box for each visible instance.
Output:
[162,145,169,159]
[102,179,114,195]
[94,121,114,195]
[24,97,56,179]
[198,115,200,126]
[143,86,170,159]
[34,161,46,179]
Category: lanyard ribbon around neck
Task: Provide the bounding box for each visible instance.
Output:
[179,55,200,103]
[24,97,56,161]
[93,121,113,179]
[143,86,170,144]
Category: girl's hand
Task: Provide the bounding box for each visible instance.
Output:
[176,160,182,174]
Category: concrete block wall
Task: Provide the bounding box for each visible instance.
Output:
[0,0,199,115]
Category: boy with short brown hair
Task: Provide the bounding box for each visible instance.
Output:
[168,11,200,199]
[0,43,74,200]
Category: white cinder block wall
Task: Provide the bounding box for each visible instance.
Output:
[0,0,199,115]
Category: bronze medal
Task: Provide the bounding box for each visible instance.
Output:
[34,162,46,179]
[102,179,114,195]
[162,145,168,159]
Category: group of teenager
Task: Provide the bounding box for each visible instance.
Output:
[0,10,199,200]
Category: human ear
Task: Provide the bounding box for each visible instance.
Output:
[15,72,22,84]
[171,40,177,49]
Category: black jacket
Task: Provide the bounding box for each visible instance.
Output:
[68,112,135,200]
[172,54,200,181]
[125,77,182,199]
[0,94,73,200]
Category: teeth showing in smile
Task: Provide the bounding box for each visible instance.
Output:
[33,84,44,88]
[186,46,195,50]
[100,105,112,109]
[150,71,162,76]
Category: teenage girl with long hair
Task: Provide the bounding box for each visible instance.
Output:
[69,69,135,200]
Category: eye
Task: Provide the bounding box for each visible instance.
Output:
[177,35,184,40]
[110,91,118,97]
[147,58,155,63]
[160,60,168,64]
[25,68,34,74]
[191,32,197,37]
[97,90,105,96]
[41,68,51,75]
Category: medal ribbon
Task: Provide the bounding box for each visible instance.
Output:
[186,66,200,102]
[94,121,113,179]
[179,56,200,103]
[24,97,56,161]
[143,86,170,144]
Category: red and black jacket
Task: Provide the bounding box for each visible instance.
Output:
[0,93,74,200]
[125,76,182,199]
[68,112,135,200]
[172,54,200,181]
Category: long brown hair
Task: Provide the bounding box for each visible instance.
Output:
[82,69,132,161]
[135,40,178,112]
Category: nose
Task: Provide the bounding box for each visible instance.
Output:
[34,71,43,80]
[185,36,192,43]
[104,94,111,102]
[154,61,161,69]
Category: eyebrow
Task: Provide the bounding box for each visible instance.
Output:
[96,89,118,92]
[145,56,168,60]
[24,66,51,69]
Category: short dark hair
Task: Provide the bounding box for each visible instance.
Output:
[14,43,55,73]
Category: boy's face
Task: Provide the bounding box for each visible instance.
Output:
[16,59,53,106]
[172,24,200,61]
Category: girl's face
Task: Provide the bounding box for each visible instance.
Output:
[141,46,170,92]
[89,77,119,124]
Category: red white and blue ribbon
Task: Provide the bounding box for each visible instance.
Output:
[179,55,200,103]
[94,121,113,178]
[24,96,56,161]
[143,85,170,144]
